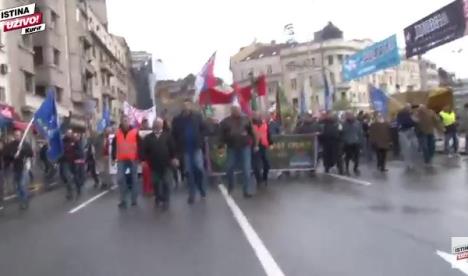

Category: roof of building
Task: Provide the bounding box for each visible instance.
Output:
[241,43,288,61]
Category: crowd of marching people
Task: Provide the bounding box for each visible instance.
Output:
[0,98,466,212]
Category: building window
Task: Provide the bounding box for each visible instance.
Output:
[50,10,58,29]
[337,54,343,64]
[309,76,314,87]
[92,46,96,58]
[24,71,34,93]
[267,65,272,74]
[55,86,63,102]
[53,48,60,66]
[22,35,31,48]
[311,58,316,66]
[290,78,297,90]
[33,46,43,65]
[292,98,298,109]
[328,55,334,66]
[0,86,5,102]
[35,85,46,97]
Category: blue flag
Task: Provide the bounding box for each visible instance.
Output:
[34,88,63,161]
[97,102,110,133]
[323,73,331,111]
[369,86,389,117]
[299,88,307,116]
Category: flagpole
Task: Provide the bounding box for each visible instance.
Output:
[15,117,34,157]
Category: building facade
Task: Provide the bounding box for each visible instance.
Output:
[0,0,137,130]
[231,23,439,111]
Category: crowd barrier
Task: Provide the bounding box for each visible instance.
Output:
[205,134,319,176]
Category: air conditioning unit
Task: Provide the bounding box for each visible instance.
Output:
[0,64,8,75]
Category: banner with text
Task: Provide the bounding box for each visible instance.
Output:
[343,35,400,82]
[404,0,467,58]
[207,134,317,174]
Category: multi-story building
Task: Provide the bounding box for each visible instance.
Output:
[131,51,154,110]
[231,22,439,111]
[0,0,137,130]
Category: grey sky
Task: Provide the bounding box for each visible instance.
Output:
[107,0,467,82]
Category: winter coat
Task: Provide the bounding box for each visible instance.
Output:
[142,131,176,173]
[171,111,206,153]
[416,108,443,135]
[342,119,364,146]
[369,122,392,150]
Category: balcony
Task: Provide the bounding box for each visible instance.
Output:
[100,59,114,75]
[72,91,86,103]
[102,86,115,99]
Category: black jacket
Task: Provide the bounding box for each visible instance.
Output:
[142,131,176,173]
[171,111,205,153]
[4,140,33,172]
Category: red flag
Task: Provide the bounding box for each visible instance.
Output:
[199,87,235,105]
[233,83,253,116]
[256,75,267,96]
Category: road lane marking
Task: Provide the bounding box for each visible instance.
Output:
[68,185,116,214]
[326,173,372,186]
[436,250,468,275]
[218,184,285,276]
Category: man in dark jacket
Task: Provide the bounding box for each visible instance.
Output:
[219,105,257,197]
[319,113,344,174]
[171,99,206,204]
[61,129,83,200]
[4,130,33,210]
[142,118,178,209]
[342,112,364,175]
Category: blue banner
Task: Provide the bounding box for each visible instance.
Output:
[369,86,389,116]
[34,88,63,161]
[343,35,400,82]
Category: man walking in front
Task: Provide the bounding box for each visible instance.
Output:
[172,99,206,204]
[342,112,364,175]
[112,115,140,209]
[4,130,33,210]
[142,118,178,210]
[252,112,272,186]
[397,104,419,170]
[417,105,443,164]
[439,105,459,157]
[219,105,257,198]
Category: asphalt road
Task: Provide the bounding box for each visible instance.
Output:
[1,156,468,276]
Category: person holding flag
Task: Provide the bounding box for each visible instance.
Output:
[4,130,33,210]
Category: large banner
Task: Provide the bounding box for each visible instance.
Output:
[343,35,400,82]
[404,0,467,58]
[207,134,317,174]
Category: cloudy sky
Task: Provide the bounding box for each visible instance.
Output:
[107,0,468,82]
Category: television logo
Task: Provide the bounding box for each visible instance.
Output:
[452,237,468,262]
[0,4,46,35]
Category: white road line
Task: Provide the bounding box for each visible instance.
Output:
[68,185,116,214]
[326,173,372,186]
[218,184,285,276]
[436,250,468,275]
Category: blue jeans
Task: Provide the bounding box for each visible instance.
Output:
[117,160,138,204]
[399,129,419,168]
[444,131,458,154]
[226,147,253,195]
[62,162,82,197]
[13,169,29,203]
[419,133,435,163]
[184,149,205,198]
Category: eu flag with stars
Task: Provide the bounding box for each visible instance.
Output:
[34,88,63,161]
[97,103,110,133]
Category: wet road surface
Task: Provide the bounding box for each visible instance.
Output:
[1,156,468,276]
